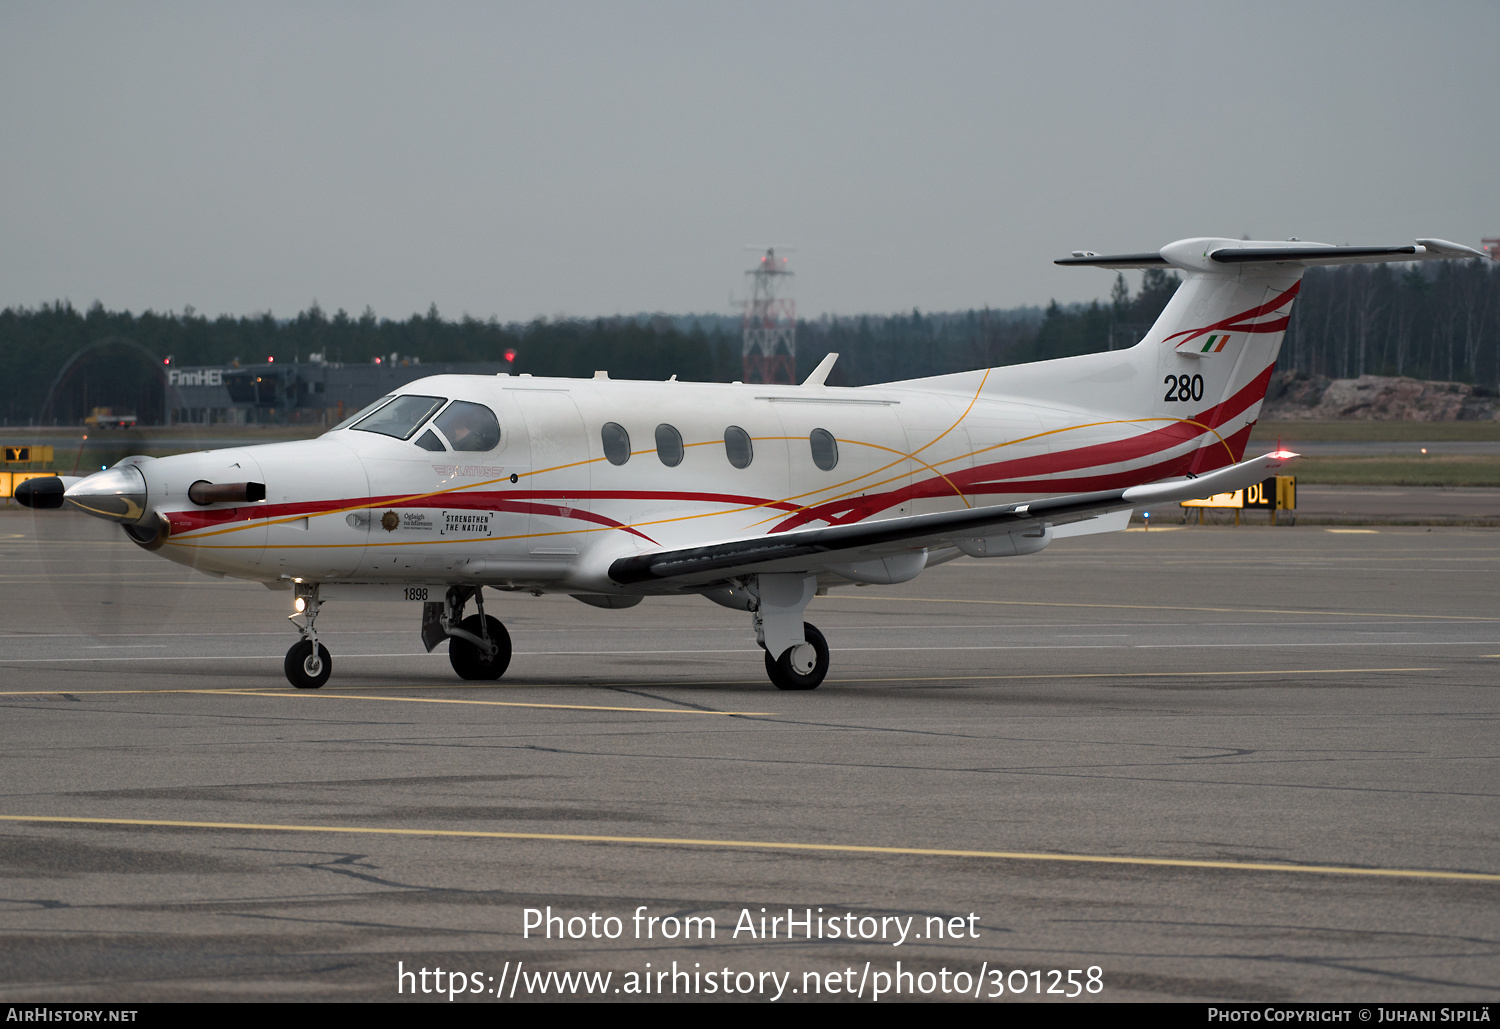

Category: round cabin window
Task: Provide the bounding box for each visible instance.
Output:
[601,422,631,466]
[724,425,753,469]
[809,428,838,471]
[655,424,684,467]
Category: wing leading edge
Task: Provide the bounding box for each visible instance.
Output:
[609,451,1297,588]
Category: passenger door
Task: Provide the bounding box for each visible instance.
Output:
[513,390,591,555]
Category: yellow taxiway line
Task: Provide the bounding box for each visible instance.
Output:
[0,687,769,716]
[0,814,1492,883]
[209,689,773,716]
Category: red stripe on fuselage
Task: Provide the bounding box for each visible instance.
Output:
[1162,282,1300,348]
[769,363,1274,532]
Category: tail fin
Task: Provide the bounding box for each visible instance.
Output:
[938,236,1488,474]
[1125,245,1304,469]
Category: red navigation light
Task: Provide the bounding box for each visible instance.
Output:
[267,355,274,363]
[374,356,382,364]
[504,349,517,362]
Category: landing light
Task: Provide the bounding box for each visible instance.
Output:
[294,597,306,613]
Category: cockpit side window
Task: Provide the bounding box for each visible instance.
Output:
[434,401,501,452]
[351,394,447,440]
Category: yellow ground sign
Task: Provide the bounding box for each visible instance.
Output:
[3,445,54,464]
[1182,489,1243,509]
[0,471,53,499]
[1180,477,1295,513]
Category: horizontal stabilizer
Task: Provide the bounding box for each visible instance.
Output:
[1055,251,1171,269]
[1208,239,1489,266]
[1058,238,1491,271]
[1122,451,1298,505]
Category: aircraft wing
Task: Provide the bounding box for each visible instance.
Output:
[609,450,1296,589]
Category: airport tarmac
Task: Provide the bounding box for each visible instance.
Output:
[0,511,1496,1003]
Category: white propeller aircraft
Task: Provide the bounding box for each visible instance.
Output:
[21,236,1488,690]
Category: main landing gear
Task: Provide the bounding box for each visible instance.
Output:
[747,573,831,691]
[422,586,512,681]
[764,622,829,691]
[282,583,512,689]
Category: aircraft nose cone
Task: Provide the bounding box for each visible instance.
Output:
[63,465,148,523]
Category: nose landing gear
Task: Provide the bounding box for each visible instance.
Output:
[285,584,331,689]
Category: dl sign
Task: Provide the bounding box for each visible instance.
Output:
[1180,476,1295,512]
[1243,479,1274,510]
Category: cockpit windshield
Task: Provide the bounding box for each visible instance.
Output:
[328,395,394,432]
[350,395,447,440]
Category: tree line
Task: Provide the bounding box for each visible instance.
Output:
[1279,260,1500,385]
[1,259,1495,425]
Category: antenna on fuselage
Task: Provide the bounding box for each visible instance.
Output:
[802,352,838,387]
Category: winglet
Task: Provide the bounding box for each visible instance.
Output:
[802,352,838,387]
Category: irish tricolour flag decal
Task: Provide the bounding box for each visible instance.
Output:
[1176,333,1231,355]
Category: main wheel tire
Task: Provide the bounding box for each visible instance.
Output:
[764,622,829,691]
[449,614,512,680]
[284,640,332,689]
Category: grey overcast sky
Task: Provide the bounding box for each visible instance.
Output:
[1,1,1495,321]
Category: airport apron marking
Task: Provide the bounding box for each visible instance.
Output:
[0,814,1494,883]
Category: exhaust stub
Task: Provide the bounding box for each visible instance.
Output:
[188,480,267,506]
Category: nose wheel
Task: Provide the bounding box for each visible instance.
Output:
[285,639,332,689]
